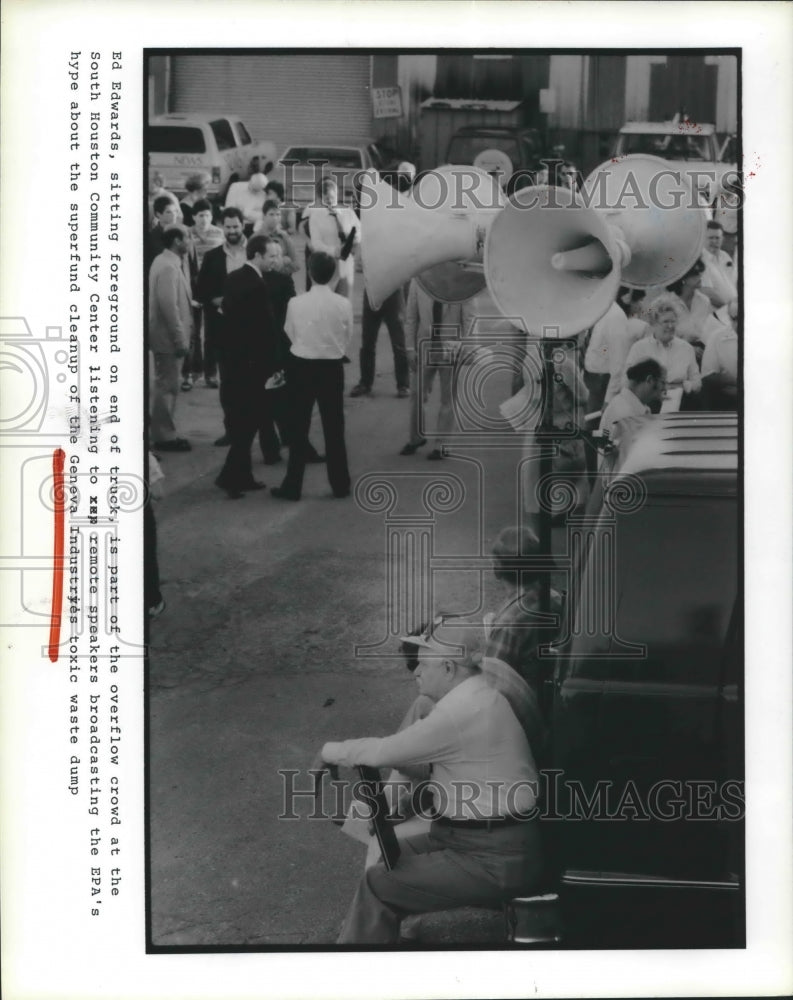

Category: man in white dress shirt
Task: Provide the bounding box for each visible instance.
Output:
[701,299,739,410]
[701,221,737,308]
[301,177,359,300]
[583,300,624,415]
[317,621,544,944]
[399,280,463,457]
[271,252,353,501]
[599,358,667,443]
[224,172,268,236]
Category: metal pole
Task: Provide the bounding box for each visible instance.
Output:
[538,338,556,619]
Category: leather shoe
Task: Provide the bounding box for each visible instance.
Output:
[331,489,351,499]
[214,434,231,446]
[396,386,410,398]
[271,486,300,501]
[349,384,371,397]
[427,448,444,460]
[215,476,246,500]
[154,438,192,452]
[305,451,326,464]
[241,481,267,491]
[400,438,426,456]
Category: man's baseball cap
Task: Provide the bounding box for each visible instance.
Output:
[398,617,485,663]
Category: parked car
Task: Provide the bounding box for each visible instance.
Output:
[444,125,550,193]
[543,411,741,948]
[269,141,411,217]
[612,120,737,204]
[147,112,277,201]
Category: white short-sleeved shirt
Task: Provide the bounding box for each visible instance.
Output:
[284,284,353,360]
[584,302,628,375]
[303,205,360,283]
[701,327,738,381]
[623,334,700,390]
[701,248,737,306]
[599,385,650,436]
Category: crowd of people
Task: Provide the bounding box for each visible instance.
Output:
[145,161,740,942]
[587,220,739,436]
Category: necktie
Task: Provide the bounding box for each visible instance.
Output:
[327,206,346,244]
[431,300,443,339]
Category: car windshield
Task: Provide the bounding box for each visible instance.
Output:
[210,119,237,152]
[282,147,363,169]
[447,135,520,170]
[148,126,206,154]
[618,132,714,161]
[234,120,252,146]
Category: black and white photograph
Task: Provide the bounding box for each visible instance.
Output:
[1,3,792,999]
[145,47,745,949]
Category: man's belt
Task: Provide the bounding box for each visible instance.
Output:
[434,814,533,830]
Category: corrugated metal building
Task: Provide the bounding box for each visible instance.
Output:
[151,53,376,154]
[148,51,737,175]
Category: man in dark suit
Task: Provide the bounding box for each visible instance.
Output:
[258,242,297,463]
[197,207,248,446]
[146,195,181,271]
[214,236,282,499]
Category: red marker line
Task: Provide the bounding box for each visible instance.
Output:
[48,448,66,663]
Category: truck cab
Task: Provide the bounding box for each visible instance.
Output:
[147,112,277,202]
[445,125,548,193]
[612,120,737,205]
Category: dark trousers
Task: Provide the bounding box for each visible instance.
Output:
[217,370,272,490]
[144,502,162,610]
[258,387,292,460]
[281,357,349,498]
[583,371,610,417]
[359,289,409,390]
[203,306,225,392]
[181,308,208,379]
[338,819,544,944]
[201,308,219,379]
[258,386,323,460]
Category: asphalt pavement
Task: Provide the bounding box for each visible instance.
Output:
[148,258,540,946]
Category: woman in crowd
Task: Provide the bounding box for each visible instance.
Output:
[147,171,178,225]
[179,172,210,228]
[188,199,224,389]
[621,293,701,410]
[665,258,724,362]
[254,199,299,275]
[263,179,297,236]
[190,198,224,267]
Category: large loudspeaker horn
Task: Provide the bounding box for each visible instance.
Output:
[414,166,505,303]
[581,153,706,287]
[360,167,503,308]
[484,154,706,336]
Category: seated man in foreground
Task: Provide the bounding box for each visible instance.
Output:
[316,622,544,944]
